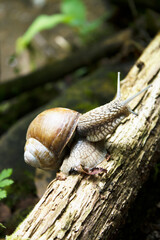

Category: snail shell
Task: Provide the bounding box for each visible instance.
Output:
[24,108,80,170]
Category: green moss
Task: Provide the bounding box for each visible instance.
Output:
[75,102,99,113]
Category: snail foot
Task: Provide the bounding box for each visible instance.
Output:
[76,165,107,175]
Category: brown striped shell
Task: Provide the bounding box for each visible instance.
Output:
[24,108,80,170]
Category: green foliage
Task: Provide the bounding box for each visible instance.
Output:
[61,0,86,22]
[16,14,72,54]
[16,0,105,54]
[0,169,14,200]
[0,222,6,229]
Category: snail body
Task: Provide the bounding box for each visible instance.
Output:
[24,73,151,177]
[77,99,129,142]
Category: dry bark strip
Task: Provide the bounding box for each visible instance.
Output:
[9,33,160,240]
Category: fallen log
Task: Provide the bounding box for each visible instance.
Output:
[0,29,131,101]
[0,83,60,135]
[8,32,160,240]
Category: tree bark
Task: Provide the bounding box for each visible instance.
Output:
[8,33,160,240]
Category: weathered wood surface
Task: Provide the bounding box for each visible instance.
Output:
[9,33,160,240]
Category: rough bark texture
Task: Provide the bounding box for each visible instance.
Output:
[9,33,160,240]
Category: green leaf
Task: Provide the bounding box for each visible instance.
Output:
[16,14,72,54]
[61,0,86,22]
[0,179,14,188]
[0,223,6,229]
[0,189,7,200]
[0,169,12,181]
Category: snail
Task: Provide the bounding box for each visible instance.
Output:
[24,73,151,179]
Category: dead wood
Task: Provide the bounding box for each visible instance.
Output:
[0,29,131,101]
[8,33,160,240]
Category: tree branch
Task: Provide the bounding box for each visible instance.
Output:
[9,32,160,240]
[0,29,131,101]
